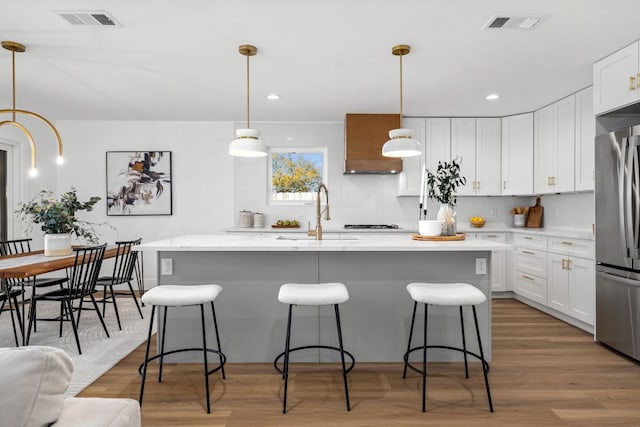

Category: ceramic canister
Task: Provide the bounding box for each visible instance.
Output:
[239,210,253,228]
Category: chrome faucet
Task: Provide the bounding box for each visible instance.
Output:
[308,183,330,240]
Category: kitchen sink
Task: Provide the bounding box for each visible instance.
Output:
[276,235,360,241]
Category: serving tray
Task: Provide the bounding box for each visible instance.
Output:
[411,233,466,241]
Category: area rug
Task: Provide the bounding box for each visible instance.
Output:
[0,295,153,396]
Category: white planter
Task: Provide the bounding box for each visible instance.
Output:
[44,233,72,256]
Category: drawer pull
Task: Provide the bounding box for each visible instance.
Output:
[631,75,637,91]
[567,259,572,270]
[522,250,535,255]
[523,237,533,240]
[561,241,573,246]
[522,275,536,281]
[486,234,498,238]
[562,259,567,269]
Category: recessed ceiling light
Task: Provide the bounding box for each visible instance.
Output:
[266,94,280,100]
[286,137,295,141]
[485,93,500,101]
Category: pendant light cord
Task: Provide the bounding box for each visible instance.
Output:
[11,50,16,122]
[246,54,250,129]
[399,52,403,118]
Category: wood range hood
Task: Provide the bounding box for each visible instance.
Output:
[344,113,403,174]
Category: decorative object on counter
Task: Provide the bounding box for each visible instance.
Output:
[106,151,172,216]
[469,217,486,228]
[411,233,466,241]
[426,157,466,236]
[510,206,529,227]
[239,210,253,228]
[17,188,102,255]
[526,197,544,228]
[228,44,267,157]
[381,44,421,158]
[252,212,265,228]
[1,41,64,178]
[418,220,441,237]
[272,219,300,228]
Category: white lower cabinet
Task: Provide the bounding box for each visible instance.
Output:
[513,233,595,328]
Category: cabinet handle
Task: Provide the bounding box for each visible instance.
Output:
[487,234,498,238]
[472,181,477,190]
[637,74,640,89]
[522,275,535,281]
[567,259,572,270]
[631,75,637,91]
[561,241,573,246]
[524,237,533,240]
[477,181,480,191]
[522,250,535,255]
[562,259,567,269]
[503,180,507,189]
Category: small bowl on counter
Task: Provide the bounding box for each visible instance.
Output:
[469,217,486,228]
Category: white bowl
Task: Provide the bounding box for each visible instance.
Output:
[419,220,441,237]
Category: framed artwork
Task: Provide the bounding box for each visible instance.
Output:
[268,147,327,205]
[106,151,172,216]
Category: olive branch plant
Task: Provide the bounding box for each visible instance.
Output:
[426,157,467,207]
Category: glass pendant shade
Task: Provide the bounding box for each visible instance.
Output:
[228,128,267,157]
[382,128,421,158]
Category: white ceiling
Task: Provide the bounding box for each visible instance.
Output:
[1,0,640,122]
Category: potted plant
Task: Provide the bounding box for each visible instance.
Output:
[17,188,102,256]
[426,157,466,236]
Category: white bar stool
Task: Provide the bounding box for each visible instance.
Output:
[138,284,226,414]
[403,282,493,412]
[274,282,354,413]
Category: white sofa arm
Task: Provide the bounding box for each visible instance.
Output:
[52,398,141,427]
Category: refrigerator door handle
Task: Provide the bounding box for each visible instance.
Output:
[598,271,640,288]
[633,139,640,259]
[621,137,630,258]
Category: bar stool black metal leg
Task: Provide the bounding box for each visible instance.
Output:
[159,306,168,383]
[334,304,351,411]
[403,301,418,379]
[472,306,494,412]
[460,306,469,379]
[282,304,293,414]
[200,304,211,414]
[210,301,226,379]
[422,303,428,413]
[139,305,156,406]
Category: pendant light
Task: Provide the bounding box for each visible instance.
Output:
[381,44,421,158]
[0,41,64,177]
[228,44,267,157]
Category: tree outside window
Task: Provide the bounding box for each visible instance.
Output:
[269,148,327,203]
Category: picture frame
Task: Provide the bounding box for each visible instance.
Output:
[106,151,172,216]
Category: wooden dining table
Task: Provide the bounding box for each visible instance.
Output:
[0,247,119,345]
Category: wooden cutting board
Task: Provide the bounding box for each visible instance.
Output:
[526,197,543,228]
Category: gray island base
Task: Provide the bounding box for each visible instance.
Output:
[136,234,511,364]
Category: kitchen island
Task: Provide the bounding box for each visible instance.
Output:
[136,234,510,363]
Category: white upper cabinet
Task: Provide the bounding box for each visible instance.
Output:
[593,41,640,115]
[501,113,533,195]
[534,95,575,194]
[397,117,426,196]
[450,118,476,196]
[425,118,452,173]
[451,118,502,196]
[575,87,595,191]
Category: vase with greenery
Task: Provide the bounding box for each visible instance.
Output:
[17,188,102,255]
[426,157,466,236]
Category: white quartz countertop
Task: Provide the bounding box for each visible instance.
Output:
[135,233,511,252]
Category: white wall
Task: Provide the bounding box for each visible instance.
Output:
[52,120,235,285]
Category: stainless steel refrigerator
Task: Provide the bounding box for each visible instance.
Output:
[595,125,640,361]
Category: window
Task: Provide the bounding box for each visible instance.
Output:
[268,147,327,204]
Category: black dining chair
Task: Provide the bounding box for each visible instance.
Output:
[0,279,24,346]
[26,244,110,354]
[95,238,144,330]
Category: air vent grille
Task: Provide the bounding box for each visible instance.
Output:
[483,14,548,30]
[55,10,120,26]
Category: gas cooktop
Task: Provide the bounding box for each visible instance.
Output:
[344,224,400,229]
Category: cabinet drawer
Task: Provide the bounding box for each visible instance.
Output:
[514,272,547,305]
[548,237,594,259]
[513,233,547,250]
[515,247,547,278]
[476,232,506,243]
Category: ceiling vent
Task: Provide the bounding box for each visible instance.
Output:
[483,14,548,30]
[54,10,120,26]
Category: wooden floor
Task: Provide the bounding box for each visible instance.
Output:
[79,299,640,426]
